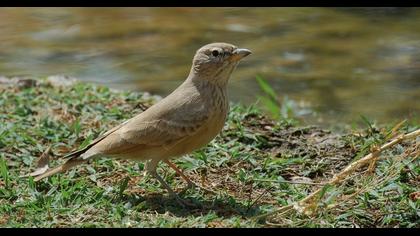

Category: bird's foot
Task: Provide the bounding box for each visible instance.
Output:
[179,179,217,195]
[195,184,217,195]
[164,160,217,195]
[149,169,195,207]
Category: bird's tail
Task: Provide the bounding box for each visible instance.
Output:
[33,157,86,182]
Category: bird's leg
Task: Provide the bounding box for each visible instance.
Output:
[164,160,195,189]
[145,160,191,207]
[164,159,216,195]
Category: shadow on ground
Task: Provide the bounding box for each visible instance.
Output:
[115,190,262,218]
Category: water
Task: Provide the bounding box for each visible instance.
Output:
[1,7,419,126]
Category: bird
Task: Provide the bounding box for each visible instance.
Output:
[32,42,252,204]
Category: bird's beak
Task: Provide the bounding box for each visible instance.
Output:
[230,48,252,62]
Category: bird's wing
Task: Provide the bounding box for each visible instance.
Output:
[122,117,207,145]
[86,99,211,156]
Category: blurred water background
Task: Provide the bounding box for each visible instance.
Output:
[0,7,419,127]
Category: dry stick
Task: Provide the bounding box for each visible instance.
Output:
[254,178,326,186]
[246,186,274,212]
[329,142,419,210]
[254,128,420,220]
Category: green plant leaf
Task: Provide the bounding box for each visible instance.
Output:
[0,156,10,189]
[256,75,278,101]
[258,96,280,120]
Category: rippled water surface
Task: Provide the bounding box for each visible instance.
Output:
[1,7,419,126]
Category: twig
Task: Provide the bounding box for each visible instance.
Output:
[252,205,293,221]
[255,128,420,220]
[246,186,274,212]
[298,129,420,209]
[254,178,326,186]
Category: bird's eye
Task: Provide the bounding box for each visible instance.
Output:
[211,50,220,57]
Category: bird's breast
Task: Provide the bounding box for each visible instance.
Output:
[167,106,228,158]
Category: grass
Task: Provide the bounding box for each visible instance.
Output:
[0,77,418,227]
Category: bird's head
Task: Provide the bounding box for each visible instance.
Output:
[189,42,251,85]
